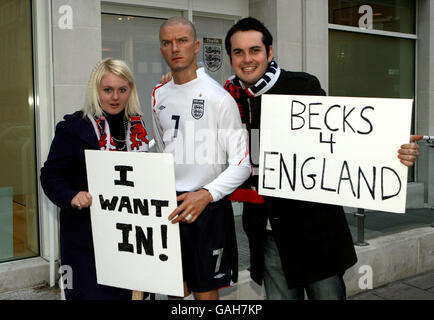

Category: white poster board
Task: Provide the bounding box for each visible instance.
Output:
[259,95,413,213]
[85,150,183,296]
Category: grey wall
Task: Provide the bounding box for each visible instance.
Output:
[249,0,329,92]
[417,0,434,204]
[51,0,102,125]
[249,0,277,53]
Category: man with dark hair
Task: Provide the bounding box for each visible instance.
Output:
[224,17,273,59]
[224,17,421,300]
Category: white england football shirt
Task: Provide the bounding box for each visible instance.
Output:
[152,68,250,202]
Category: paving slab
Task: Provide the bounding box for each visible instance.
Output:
[402,271,434,290]
[0,285,60,300]
[372,282,434,300]
[349,291,387,300]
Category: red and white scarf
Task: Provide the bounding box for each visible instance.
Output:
[224,60,280,125]
[224,61,281,203]
[87,114,149,152]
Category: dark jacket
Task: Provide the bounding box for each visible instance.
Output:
[242,70,358,289]
[40,111,132,300]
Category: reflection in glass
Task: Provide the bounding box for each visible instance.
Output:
[329,30,414,99]
[329,30,415,181]
[0,0,39,262]
[101,14,170,141]
[329,0,416,34]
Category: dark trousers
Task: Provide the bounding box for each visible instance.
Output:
[263,232,346,300]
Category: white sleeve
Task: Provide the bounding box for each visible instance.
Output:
[203,94,251,201]
[151,94,165,153]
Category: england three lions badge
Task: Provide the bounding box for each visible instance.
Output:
[192,99,205,119]
[203,38,222,72]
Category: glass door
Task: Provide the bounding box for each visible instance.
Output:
[0,0,39,262]
[102,14,170,140]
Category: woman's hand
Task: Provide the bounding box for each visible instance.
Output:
[71,191,93,210]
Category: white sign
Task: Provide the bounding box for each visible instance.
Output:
[258,95,413,213]
[85,150,183,296]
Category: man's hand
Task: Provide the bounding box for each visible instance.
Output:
[159,72,172,84]
[168,189,213,224]
[398,135,423,167]
[71,191,92,210]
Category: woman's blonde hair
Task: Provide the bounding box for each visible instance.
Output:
[83,58,142,118]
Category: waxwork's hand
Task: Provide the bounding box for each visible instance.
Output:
[168,189,213,224]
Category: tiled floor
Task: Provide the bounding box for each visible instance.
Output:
[350,270,434,300]
[2,269,434,300]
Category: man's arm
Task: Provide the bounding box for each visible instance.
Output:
[202,94,251,200]
[151,109,165,153]
[151,90,165,153]
[169,94,250,224]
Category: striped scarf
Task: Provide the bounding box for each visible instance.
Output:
[224,60,281,125]
[224,61,281,203]
[88,114,149,152]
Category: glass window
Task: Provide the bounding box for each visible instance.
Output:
[0,0,39,262]
[102,14,170,140]
[329,30,415,181]
[329,30,415,99]
[329,0,416,34]
[194,15,234,85]
[329,0,416,183]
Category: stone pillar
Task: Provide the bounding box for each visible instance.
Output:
[303,0,328,93]
[51,0,102,124]
[417,0,434,205]
[249,0,329,92]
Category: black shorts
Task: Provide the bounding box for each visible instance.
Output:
[178,196,238,293]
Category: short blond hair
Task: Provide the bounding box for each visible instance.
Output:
[83,58,142,118]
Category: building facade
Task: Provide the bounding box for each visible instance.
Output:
[0,0,433,295]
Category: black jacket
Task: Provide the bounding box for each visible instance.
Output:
[40,111,132,300]
[242,70,357,289]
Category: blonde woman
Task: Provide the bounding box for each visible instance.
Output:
[41,59,149,300]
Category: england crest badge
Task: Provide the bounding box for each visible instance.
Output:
[191,99,205,120]
[203,38,222,72]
